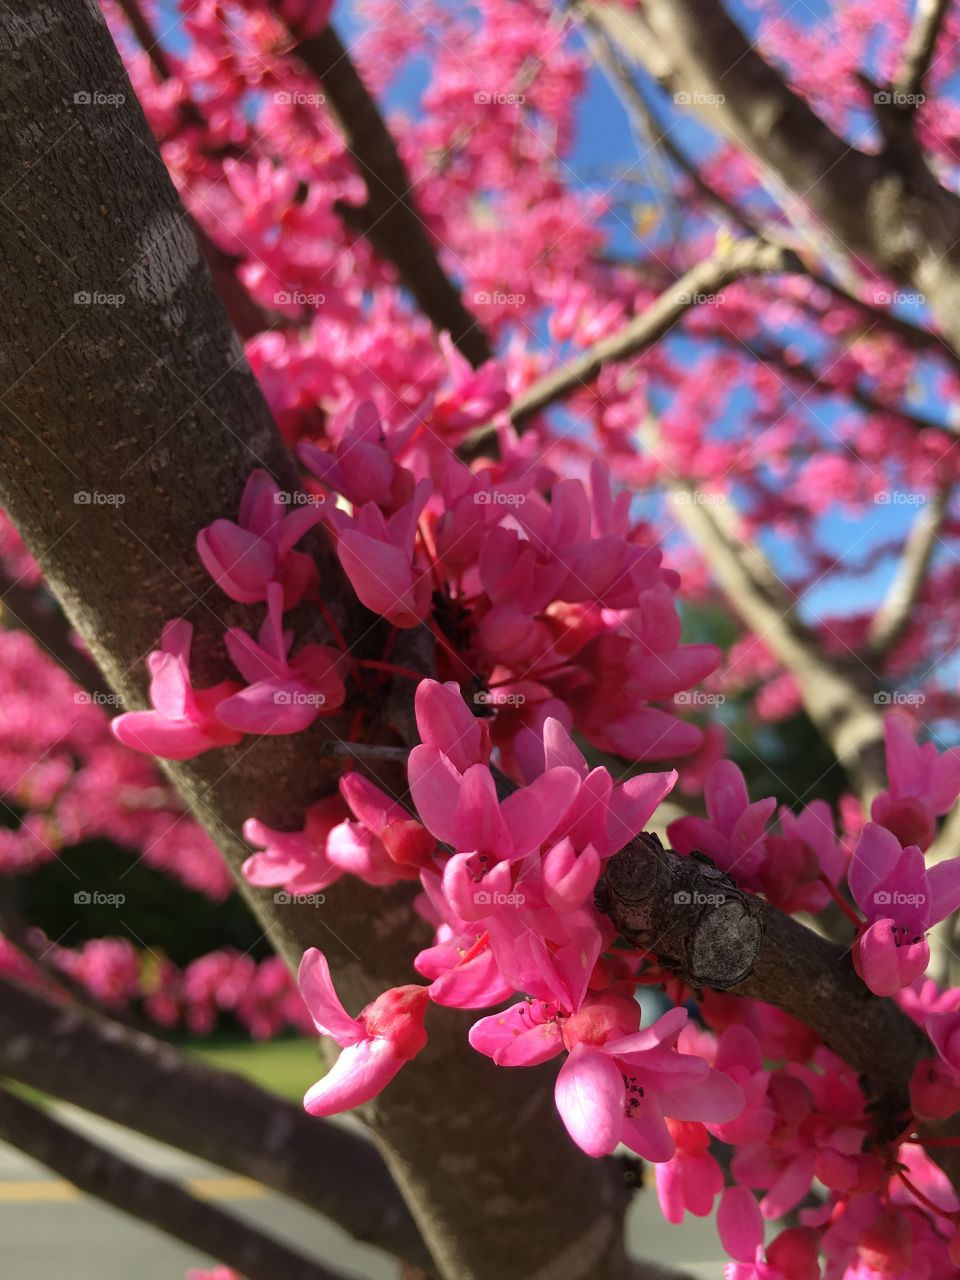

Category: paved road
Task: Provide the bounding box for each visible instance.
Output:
[0,1106,724,1278]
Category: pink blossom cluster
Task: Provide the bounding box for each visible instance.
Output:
[0,932,311,1041]
[0,623,230,898]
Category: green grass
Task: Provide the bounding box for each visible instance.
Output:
[185,1036,323,1103]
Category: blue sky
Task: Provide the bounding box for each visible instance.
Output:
[151,0,946,628]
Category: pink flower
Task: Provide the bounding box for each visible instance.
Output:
[668,761,776,885]
[242,796,348,894]
[470,1000,743,1161]
[871,714,960,851]
[298,949,428,1116]
[331,481,432,628]
[196,469,323,607]
[216,583,346,734]
[111,620,243,760]
[848,823,960,995]
[298,399,420,511]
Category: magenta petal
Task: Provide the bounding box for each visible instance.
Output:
[297,949,363,1044]
[414,679,485,772]
[451,764,509,854]
[216,682,318,735]
[468,1004,564,1065]
[408,745,463,845]
[554,1045,623,1157]
[927,858,960,923]
[660,1068,744,1124]
[604,770,677,854]
[502,766,579,855]
[427,949,513,1009]
[111,711,217,761]
[847,823,903,915]
[717,1185,763,1263]
[303,1038,403,1116]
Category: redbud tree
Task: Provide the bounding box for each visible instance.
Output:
[3,2,960,1279]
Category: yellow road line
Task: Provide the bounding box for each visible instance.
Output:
[0,1176,266,1204]
[0,1182,80,1202]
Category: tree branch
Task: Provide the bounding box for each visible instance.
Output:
[596,833,960,1190]
[0,8,634,1278]
[463,238,800,454]
[592,0,960,356]
[0,1084,348,1280]
[0,974,432,1269]
[283,19,492,368]
[665,485,887,796]
[868,483,950,656]
[894,0,952,103]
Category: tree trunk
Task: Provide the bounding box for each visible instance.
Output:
[0,6,634,1277]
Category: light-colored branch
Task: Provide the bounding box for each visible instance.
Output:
[463,238,800,455]
[894,0,952,102]
[666,484,887,797]
[869,484,951,656]
[591,0,960,357]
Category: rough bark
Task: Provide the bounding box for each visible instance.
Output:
[0,7,635,1278]
[0,974,431,1270]
[597,834,960,1189]
[0,1084,348,1280]
[591,0,960,356]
